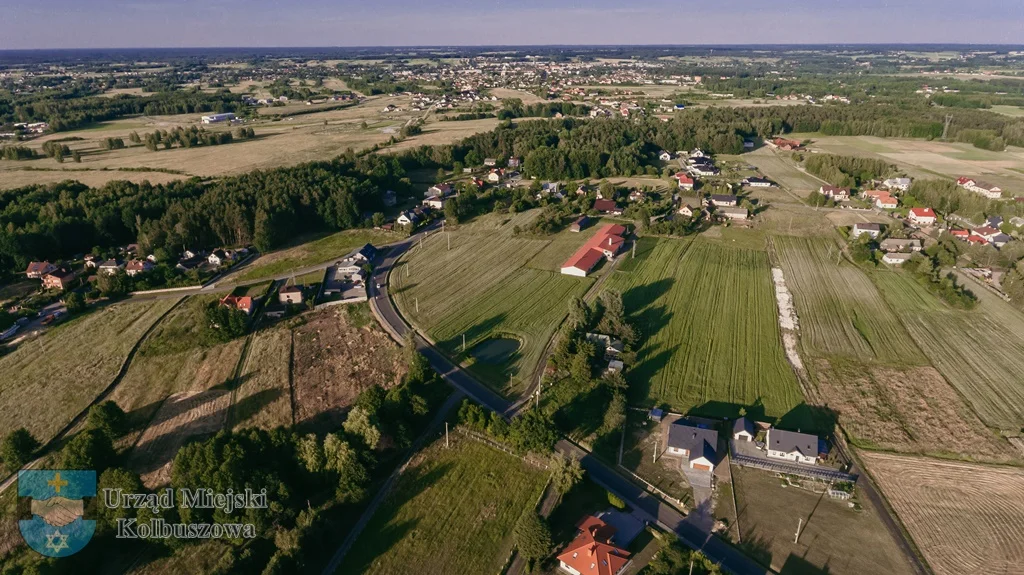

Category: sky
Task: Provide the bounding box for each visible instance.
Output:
[1,0,1023,49]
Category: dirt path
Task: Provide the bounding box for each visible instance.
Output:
[506,483,561,575]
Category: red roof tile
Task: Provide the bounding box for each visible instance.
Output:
[557,516,631,575]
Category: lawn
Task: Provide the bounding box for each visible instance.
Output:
[391,210,594,395]
[774,236,925,365]
[732,466,916,575]
[603,238,808,427]
[871,270,1024,430]
[740,147,825,198]
[341,438,549,575]
[229,229,394,283]
[0,298,177,444]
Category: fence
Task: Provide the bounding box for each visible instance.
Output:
[730,451,857,483]
[129,284,202,296]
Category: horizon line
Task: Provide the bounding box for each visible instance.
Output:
[3,42,1024,52]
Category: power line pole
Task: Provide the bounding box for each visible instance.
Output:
[447,232,450,251]
[794,518,803,543]
[942,114,953,140]
[415,297,419,313]
[462,333,466,352]
[445,422,449,448]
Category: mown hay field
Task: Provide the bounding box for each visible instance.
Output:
[861,452,1024,575]
[342,438,548,575]
[775,236,925,364]
[231,326,293,431]
[0,299,177,443]
[604,238,807,425]
[391,211,593,395]
[811,360,1018,463]
[872,270,1024,430]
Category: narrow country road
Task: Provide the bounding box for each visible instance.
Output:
[365,228,772,575]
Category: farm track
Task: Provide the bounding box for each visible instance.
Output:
[0,297,186,494]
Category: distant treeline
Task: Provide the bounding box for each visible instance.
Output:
[0,153,412,272]
[497,100,591,120]
[0,89,246,132]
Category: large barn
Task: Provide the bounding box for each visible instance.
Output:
[560,224,627,277]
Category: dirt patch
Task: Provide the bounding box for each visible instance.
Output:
[131,389,231,488]
[814,360,1019,463]
[291,308,406,430]
[861,452,1024,575]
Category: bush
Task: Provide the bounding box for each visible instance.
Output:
[607,491,626,510]
[1,428,40,470]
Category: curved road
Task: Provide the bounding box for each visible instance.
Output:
[367,227,772,575]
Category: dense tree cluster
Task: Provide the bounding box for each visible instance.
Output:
[497,99,591,120]
[0,153,411,273]
[0,145,36,160]
[804,154,896,188]
[140,126,239,151]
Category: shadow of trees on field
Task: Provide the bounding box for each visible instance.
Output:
[780,552,833,575]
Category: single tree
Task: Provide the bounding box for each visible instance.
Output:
[1,428,40,469]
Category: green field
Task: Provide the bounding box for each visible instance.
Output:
[604,238,808,425]
[872,270,1024,430]
[0,299,177,443]
[230,229,395,282]
[774,236,925,364]
[342,438,548,575]
[391,211,593,395]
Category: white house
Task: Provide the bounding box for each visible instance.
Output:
[666,421,718,472]
[819,185,849,201]
[851,222,882,239]
[732,417,755,442]
[422,195,445,209]
[658,150,672,161]
[766,428,818,465]
[883,177,912,192]
[397,212,419,226]
[908,207,937,226]
[742,177,773,188]
[882,252,913,265]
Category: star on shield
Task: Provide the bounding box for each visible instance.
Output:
[45,529,69,554]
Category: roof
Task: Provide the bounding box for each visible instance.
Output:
[44,268,76,281]
[220,295,254,312]
[974,226,999,237]
[710,194,737,203]
[674,172,694,183]
[280,285,302,294]
[880,238,920,249]
[768,428,818,457]
[125,259,149,271]
[99,259,122,268]
[883,252,913,262]
[744,177,772,184]
[853,222,881,231]
[594,199,620,213]
[25,261,53,274]
[820,185,849,194]
[595,509,644,546]
[909,207,936,218]
[667,420,718,464]
[557,516,631,575]
[733,417,755,437]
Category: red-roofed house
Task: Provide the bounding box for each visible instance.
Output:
[957,176,975,187]
[25,261,57,279]
[593,199,622,215]
[220,295,254,315]
[949,229,970,240]
[974,226,1001,241]
[557,516,631,575]
[673,172,694,190]
[908,207,937,226]
[819,185,849,201]
[864,190,898,209]
[42,268,76,291]
[967,234,989,246]
[561,224,628,277]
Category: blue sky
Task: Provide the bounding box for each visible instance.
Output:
[2,0,1022,49]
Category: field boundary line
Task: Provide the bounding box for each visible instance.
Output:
[0,296,186,493]
[287,329,297,426]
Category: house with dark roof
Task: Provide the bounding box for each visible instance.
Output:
[743,176,773,188]
[594,199,622,215]
[557,516,632,575]
[666,420,718,472]
[570,215,591,233]
[851,222,882,239]
[42,268,77,291]
[766,428,819,465]
[278,285,304,305]
[707,194,738,207]
[732,417,755,442]
[819,185,850,201]
[98,259,124,276]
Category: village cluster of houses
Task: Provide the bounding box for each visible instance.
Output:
[659,415,824,475]
[0,121,49,139]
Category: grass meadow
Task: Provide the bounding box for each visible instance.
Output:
[872,270,1024,431]
[0,299,177,444]
[228,229,395,283]
[774,236,926,365]
[341,438,548,575]
[604,238,808,426]
[391,211,594,395]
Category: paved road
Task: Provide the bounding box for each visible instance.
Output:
[366,229,772,575]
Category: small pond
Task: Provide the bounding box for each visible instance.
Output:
[470,337,521,364]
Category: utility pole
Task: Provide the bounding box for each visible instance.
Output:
[942,114,953,140]
[794,518,803,543]
[415,297,419,313]
[445,422,449,448]
[447,232,451,251]
[632,241,636,259]
[462,333,466,352]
